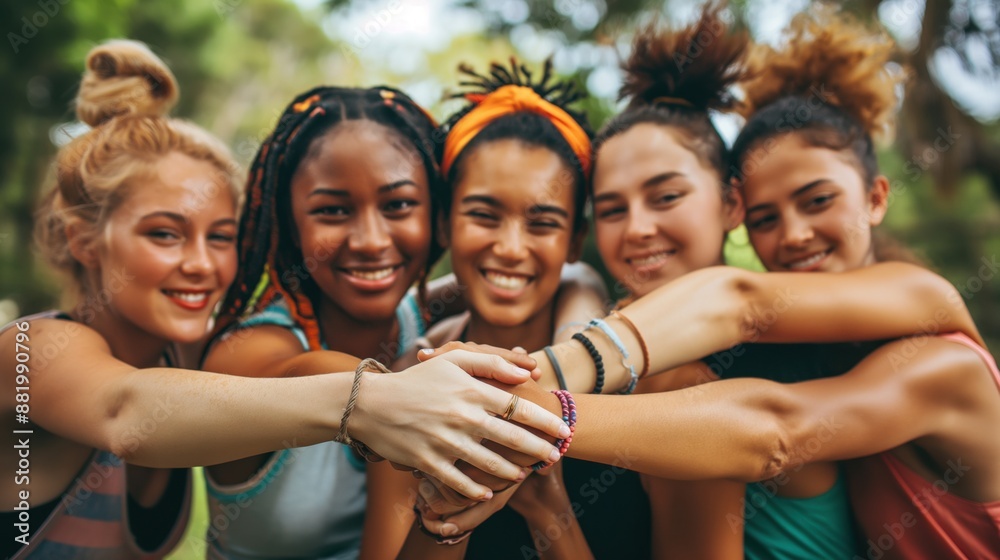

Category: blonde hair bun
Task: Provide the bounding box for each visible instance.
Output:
[76,39,179,126]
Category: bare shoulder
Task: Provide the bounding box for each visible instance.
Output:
[1,317,131,422]
[202,323,307,378]
[919,336,997,405]
[861,335,995,409]
[1,317,113,377]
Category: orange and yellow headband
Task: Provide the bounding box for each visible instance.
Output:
[441,85,591,177]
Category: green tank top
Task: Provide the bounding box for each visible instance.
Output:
[743,470,858,559]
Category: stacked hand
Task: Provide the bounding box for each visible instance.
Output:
[349,349,568,500]
[414,461,571,537]
[399,341,571,537]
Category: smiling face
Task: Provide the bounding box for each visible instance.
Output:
[741,134,889,273]
[447,140,583,328]
[289,120,432,323]
[592,123,742,298]
[92,151,238,344]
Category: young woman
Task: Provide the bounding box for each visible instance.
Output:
[587,9,765,558]
[363,59,630,559]
[419,12,1000,558]
[727,11,999,558]
[0,40,569,560]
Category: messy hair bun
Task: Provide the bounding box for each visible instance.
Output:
[76,39,179,126]
[620,2,749,112]
[36,40,238,306]
[594,2,751,185]
[732,9,903,189]
[740,9,901,140]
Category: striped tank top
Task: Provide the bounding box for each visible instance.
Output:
[4,311,191,559]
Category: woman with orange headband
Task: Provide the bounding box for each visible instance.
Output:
[360,59,647,559]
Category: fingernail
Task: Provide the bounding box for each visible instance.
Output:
[517,469,527,481]
[513,366,530,377]
[480,490,493,501]
[558,424,571,438]
[419,348,434,355]
[441,523,459,536]
[513,346,526,353]
[418,483,433,499]
[549,448,561,463]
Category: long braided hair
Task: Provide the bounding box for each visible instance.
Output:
[213,86,444,351]
[439,58,592,231]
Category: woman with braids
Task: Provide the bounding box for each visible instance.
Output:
[414,7,999,559]
[0,40,571,560]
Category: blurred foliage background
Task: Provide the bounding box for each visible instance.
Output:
[7,0,996,349]
[1,0,997,335]
[1,1,997,556]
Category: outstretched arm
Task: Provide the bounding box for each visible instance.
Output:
[422,263,980,393]
[6,319,567,499]
[735,262,980,345]
[617,263,981,382]
[565,335,991,480]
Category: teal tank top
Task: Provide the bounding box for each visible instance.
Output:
[204,293,425,559]
[743,470,858,559]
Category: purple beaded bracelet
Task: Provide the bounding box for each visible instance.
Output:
[532,389,577,471]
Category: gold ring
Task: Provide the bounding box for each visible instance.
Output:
[501,395,519,421]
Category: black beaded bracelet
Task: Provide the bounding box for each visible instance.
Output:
[572,332,605,394]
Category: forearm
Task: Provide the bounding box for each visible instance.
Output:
[360,462,419,560]
[500,378,785,481]
[744,262,983,345]
[541,264,984,393]
[536,267,751,392]
[107,368,351,467]
[565,386,787,481]
[521,497,593,559]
